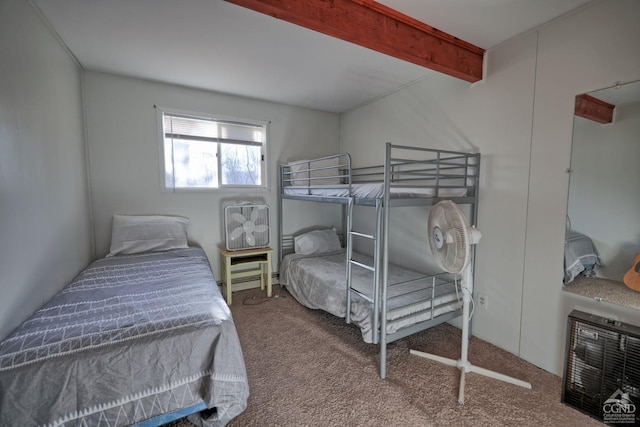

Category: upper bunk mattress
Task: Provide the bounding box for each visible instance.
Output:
[283,182,468,199]
[0,247,248,427]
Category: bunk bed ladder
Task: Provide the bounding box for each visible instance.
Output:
[345,198,384,349]
[345,197,355,325]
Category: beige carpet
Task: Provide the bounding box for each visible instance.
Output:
[168,288,602,427]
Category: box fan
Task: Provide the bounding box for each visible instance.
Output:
[224,204,270,251]
[563,310,640,425]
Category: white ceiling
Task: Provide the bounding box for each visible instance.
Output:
[33,0,595,113]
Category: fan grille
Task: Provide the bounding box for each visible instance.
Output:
[224,204,270,251]
[428,201,471,273]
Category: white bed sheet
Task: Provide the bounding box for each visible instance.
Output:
[284,182,468,198]
[280,250,462,343]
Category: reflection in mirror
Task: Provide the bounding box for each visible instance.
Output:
[563,79,640,310]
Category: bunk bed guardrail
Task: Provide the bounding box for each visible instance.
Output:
[280,146,479,201]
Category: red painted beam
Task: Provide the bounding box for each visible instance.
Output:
[225,0,484,82]
[575,93,615,124]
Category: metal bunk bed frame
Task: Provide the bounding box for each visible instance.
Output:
[278,143,480,378]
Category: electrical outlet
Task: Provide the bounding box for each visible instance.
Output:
[478,293,488,309]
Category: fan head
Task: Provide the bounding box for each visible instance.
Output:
[428,200,480,273]
[225,204,270,250]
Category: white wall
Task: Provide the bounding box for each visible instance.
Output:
[522,0,640,374]
[83,72,341,277]
[0,0,93,340]
[568,101,640,280]
[342,0,640,375]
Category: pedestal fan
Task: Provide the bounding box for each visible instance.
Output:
[410,200,531,404]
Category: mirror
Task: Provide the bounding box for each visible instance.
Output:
[564,79,640,310]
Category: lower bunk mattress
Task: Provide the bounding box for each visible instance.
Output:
[280,250,462,343]
[0,247,248,427]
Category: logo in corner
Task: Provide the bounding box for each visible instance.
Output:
[603,389,637,424]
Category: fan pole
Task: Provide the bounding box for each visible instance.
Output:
[410,264,532,405]
[458,266,472,403]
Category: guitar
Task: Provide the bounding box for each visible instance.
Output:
[623,253,640,292]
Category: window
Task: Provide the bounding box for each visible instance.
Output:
[158,108,267,190]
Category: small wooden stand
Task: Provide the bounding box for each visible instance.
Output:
[219,247,272,305]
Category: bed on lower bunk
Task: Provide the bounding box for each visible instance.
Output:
[278,143,480,378]
[0,215,248,427]
[281,244,462,344]
[564,229,602,284]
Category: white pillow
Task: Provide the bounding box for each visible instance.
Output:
[108,214,189,257]
[290,157,341,186]
[294,228,342,255]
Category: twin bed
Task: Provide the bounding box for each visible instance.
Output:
[278,143,480,378]
[0,215,248,427]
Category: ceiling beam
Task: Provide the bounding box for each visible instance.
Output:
[225,0,484,82]
[575,94,615,124]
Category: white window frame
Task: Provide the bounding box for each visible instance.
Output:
[157,107,269,192]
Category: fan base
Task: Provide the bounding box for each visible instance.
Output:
[409,350,532,405]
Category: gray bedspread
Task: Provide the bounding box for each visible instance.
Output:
[280,250,461,343]
[0,247,248,427]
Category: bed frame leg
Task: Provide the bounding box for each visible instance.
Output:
[380,343,387,379]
